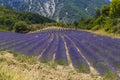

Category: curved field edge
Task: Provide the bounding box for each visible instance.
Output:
[30,27,120,38]
[0,51,106,80]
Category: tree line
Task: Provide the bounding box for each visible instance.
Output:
[72,0,120,34]
[0,6,55,33]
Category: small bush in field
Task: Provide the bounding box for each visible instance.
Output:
[14,21,29,33]
[56,60,67,66]
[103,71,119,80]
[77,64,89,73]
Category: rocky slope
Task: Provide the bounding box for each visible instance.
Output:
[0,0,110,23]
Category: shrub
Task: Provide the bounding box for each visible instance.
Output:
[104,26,115,33]
[73,21,79,29]
[95,16,105,25]
[0,25,8,31]
[78,18,95,30]
[112,24,120,33]
[56,60,67,66]
[111,18,119,26]
[100,5,110,17]
[13,21,29,33]
[77,64,88,73]
[103,71,119,80]
[92,25,101,31]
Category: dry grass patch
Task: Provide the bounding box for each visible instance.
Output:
[0,51,103,80]
[88,29,120,38]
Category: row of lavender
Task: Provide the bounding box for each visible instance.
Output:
[0,29,120,77]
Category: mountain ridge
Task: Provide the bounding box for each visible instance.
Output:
[0,0,110,23]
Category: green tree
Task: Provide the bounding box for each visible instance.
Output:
[109,0,120,18]
[74,21,79,29]
[95,9,101,18]
[95,16,105,25]
[100,5,110,17]
[0,16,5,25]
[56,22,61,27]
[14,21,29,33]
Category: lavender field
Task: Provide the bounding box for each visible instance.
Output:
[0,29,120,77]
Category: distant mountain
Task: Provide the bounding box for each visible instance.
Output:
[0,0,110,23]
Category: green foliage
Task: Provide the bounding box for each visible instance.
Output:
[48,63,57,69]
[104,18,120,33]
[92,25,101,31]
[75,3,120,34]
[0,5,55,32]
[0,0,110,23]
[73,21,79,29]
[0,58,7,63]
[40,60,57,69]
[17,12,55,24]
[7,49,14,53]
[95,9,101,18]
[77,64,89,73]
[112,23,120,33]
[13,53,38,64]
[103,71,119,80]
[78,18,95,30]
[110,0,120,18]
[14,21,29,33]
[100,5,110,17]
[55,60,67,66]
[40,59,49,63]
[0,25,8,31]
[67,78,73,80]
[95,16,106,25]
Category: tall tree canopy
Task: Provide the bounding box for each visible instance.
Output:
[109,0,120,18]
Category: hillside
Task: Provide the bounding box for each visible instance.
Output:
[71,0,120,34]
[0,0,110,23]
[0,5,55,31]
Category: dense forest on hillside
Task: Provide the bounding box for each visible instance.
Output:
[56,0,110,23]
[0,6,55,32]
[72,0,120,34]
[0,0,110,23]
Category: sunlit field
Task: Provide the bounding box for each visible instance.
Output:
[0,29,120,80]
